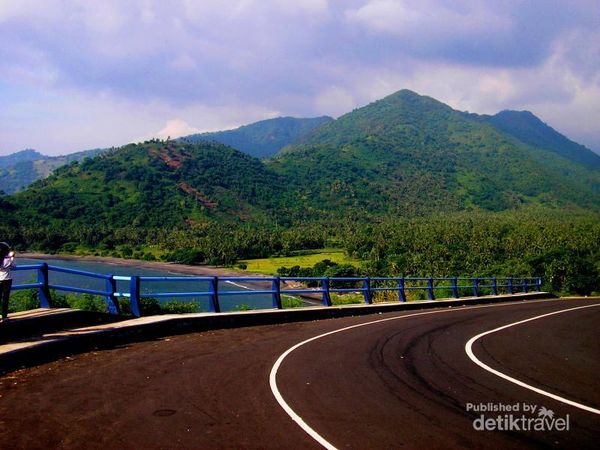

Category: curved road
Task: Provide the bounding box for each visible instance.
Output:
[1,298,599,449]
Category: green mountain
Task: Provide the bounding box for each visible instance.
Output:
[7,140,285,230]
[0,116,331,193]
[3,90,599,234]
[0,148,106,194]
[2,91,598,293]
[182,116,333,159]
[480,110,600,168]
[270,90,600,216]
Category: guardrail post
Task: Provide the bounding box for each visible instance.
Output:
[209,277,221,313]
[452,277,459,299]
[37,263,51,308]
[398,277,406,302]
[363,277,372,304]
[105,275,120,315]
[523,277,528,293]
[129,275,141,317]
[492,277,498,296]
[508,276,514,294]
[427,277,434,300]
[272,277,282,309]
[322,277,332,306]
[473,278,479,297]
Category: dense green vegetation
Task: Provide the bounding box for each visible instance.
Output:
[1,89,599,296]
[182,116,333,158]
[270,90,600,215]
[271,210,599,295]
[7,289,208,315]
[2,210,597,295]
[4,140,286,230]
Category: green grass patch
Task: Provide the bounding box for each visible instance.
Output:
[331,293,363,305]
[241,249,359,275]
[282,296,304,308]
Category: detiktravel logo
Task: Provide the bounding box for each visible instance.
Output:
[466,402,570,432]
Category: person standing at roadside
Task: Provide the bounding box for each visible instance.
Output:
[0,242,15,321]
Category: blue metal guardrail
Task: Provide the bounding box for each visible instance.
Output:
[12,263,542,317]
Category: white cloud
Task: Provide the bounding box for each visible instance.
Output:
[1,0,599,155]
[0,83,283,155]
[314,86,357,117]
[155,119,200,140]
[333,46,600,150]
[345,0,512,39]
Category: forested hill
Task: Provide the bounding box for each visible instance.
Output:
[480,110,600,168]
[3,89,599,232]
[5,141,286,230]
[182,116,333,159]
[270,90,600,215]
[0,115,331,193]
[2,90,599,295]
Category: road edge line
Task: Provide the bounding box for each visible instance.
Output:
[269,298,577,449]
[465,303,600,415]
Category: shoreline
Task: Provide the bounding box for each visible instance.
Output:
[19,252,265,278]
[18,253,322,304]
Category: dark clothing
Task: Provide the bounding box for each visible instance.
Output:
[1,278,12,319]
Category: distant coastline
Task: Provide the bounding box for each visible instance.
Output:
[19,252,257,278]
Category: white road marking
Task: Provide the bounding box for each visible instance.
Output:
[269,298,585,449]
[465,303,600,415]
[224,280,253,290]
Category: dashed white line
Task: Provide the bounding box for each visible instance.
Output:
[465,303,600,415]
[269,298,585,449]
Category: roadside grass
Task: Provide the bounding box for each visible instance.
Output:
[331,293,363,305]
[240,248,359,275]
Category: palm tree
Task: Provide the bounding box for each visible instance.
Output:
[538,406,555,419]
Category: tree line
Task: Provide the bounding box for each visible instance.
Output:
[1,208,597,295]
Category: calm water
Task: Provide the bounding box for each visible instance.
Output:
[14,257,278,312]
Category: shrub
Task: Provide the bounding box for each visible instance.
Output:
[281,297,303,308]
[8,290,40,312]
[164,248,206,265]
[162,300,198,314]
[68,294,108,313]
[135,297,162,315]
[235,303,253,311]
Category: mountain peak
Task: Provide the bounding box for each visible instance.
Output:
[371,89,451,111]
[495,109,543,124]
[288,88,456,150]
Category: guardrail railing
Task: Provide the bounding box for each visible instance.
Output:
[12,264,542,317]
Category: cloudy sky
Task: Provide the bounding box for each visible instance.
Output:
[1,0,599,156]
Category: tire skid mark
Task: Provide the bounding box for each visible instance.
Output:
[270,299,581,449]
[465,303,600,415]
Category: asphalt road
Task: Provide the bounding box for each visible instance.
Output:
[1,298,598,449]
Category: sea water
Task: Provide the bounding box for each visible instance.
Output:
[14,257,277,312]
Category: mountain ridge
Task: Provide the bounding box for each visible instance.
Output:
[2,89,598,225]
[0,116,333,193]
[181,115,333,159]
[483,110,600,168]
[270,89,599,215]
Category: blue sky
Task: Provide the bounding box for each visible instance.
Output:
[1,0,599,156]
